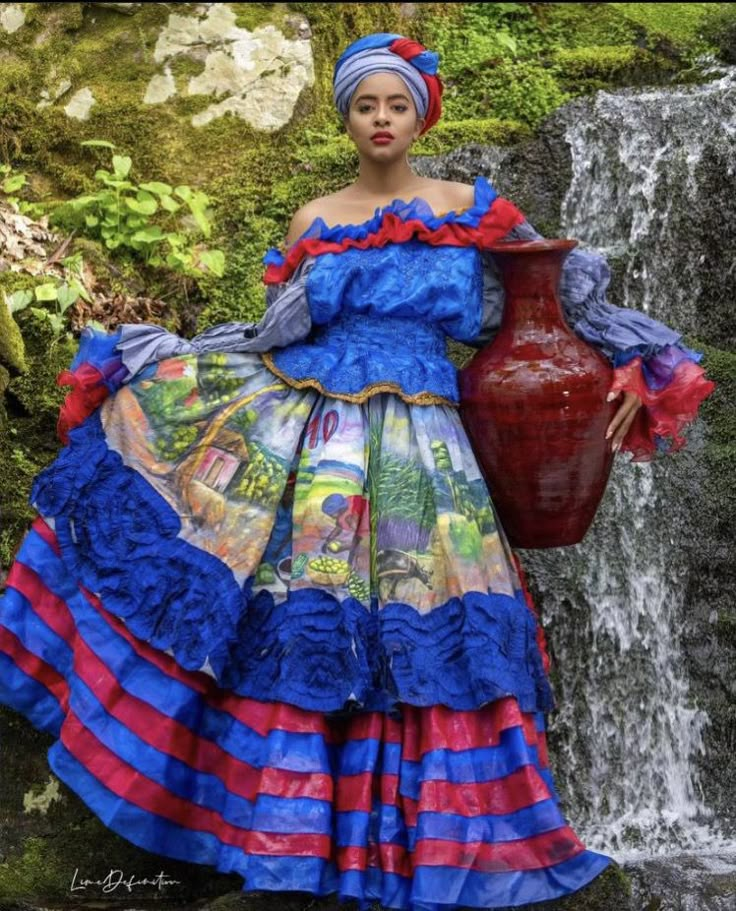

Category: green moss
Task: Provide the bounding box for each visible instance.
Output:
[683,343,736,541]
[0,303,27,374]
[0,56,35,96]
[610,2,722,49]
[697,343,736,447]
[699,3,736,63]
[0,315,76,570]
[442,61,571,130]
[414,117,531,155]
[0,836,68,901]
[550,43,679,95]
[231,1,290,32]
[539,2,644,50]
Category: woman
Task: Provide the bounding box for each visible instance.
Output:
[0,32,715,910]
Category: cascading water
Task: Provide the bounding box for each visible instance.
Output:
[519,62,736,863]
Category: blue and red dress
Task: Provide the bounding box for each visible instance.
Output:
[0,175,714,909]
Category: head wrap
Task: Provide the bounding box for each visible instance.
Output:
[333,32,443,136]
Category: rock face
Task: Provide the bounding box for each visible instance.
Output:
[146,6,315,129]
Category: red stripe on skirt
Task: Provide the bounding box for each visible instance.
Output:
[0,625,69,709]
[59,710,333,857]
[8,560,336,804]
[337,823,584,877]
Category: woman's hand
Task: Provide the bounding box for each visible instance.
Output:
[605,389,642,453]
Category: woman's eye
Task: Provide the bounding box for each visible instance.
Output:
[357,105,408,113]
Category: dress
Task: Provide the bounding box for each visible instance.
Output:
[0,175,715,909]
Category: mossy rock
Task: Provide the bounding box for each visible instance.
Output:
[414,118,532,155]
[699,2,736,63]
[0,302,27,374]
[549,44,677,95]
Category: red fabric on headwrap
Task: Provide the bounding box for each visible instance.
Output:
[389,37,443,135]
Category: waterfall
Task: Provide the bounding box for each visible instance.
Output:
[521,63,736,862]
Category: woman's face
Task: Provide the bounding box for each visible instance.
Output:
[343,71,425,159]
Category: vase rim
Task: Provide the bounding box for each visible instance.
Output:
[486,239,578,254]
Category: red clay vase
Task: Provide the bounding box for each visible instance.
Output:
[459,239,618,549]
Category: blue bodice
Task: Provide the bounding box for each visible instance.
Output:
[268,240,484,404]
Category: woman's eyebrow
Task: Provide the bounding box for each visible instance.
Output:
[353,93,410,102]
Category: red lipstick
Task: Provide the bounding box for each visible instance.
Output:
[371,131,394,144]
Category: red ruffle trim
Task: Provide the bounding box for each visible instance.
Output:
[611,356,716,461]
[56,364,110,445]
[263,197,526,285]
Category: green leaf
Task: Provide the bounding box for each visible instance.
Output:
[48,313,64,334]
[68,276,92,304]
[2,174,26,193]
[85,214,99,227]
[173,185,192,201]
[139,181,173,196]
[81,139,116,149]
[6,289,33,314]
[67,195,99,210]
[164,231,184,248]
[125,196,158,215]
[160,195,181,213]
[99,176,134,189]
[112,155,132,179]
[34,283,58,302]
[496,31,518,55]
[166,251,189,268]
[182,190,212,237]
[57,284,79,313]
[131,225,165,242]
[198,249,225,277]
[29,306,50,321]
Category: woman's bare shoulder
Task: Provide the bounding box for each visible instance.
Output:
[285,198,331,246]
[431,179,476,212]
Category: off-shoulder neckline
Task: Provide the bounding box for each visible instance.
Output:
[284,174,496,251]
[261,175,518,281]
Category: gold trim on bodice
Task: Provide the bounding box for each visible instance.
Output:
[260,351,457,408]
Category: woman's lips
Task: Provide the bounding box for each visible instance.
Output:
[371,135,393,144]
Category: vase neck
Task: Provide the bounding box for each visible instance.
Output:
[489,246,574,333]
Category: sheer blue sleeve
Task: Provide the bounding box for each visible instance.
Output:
[114,255,316,380]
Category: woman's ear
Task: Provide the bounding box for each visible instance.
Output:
[413,116,426,141]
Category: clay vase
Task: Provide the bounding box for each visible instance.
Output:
[458,239,618,549]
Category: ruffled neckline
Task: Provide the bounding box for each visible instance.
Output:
[262,175,525,285]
